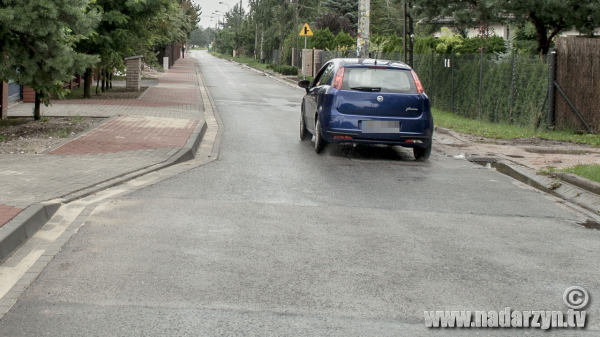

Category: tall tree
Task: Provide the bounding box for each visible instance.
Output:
[76,0,200,98]
[412,0,600,54]
[320,0,358,30]
[502,0,598,54]
[0,0,100,119]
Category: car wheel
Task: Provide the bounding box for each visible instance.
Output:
[314,118,326,154]
[413,142,432,161]
[300,113,311,141]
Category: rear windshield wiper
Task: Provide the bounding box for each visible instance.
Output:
[350,87,381,92]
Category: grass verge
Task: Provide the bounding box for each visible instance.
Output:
[550,165,600,184]
[433,109,600,147]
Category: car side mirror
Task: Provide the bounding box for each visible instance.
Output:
[298,80,311,93]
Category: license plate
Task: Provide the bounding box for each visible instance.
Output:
[361,120,400,133]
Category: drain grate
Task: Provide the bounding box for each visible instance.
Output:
[468,157,500,163]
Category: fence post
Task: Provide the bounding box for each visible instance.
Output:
[430,49,434,101]
[509,50,517,123]
[547,49,557,129]
[478,48,484,117]
[451,50,455,114]
[1,81,7,120]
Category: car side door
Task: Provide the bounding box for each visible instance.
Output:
[305,63,334,132]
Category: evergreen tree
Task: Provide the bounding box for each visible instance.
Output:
[0,0,100,119]
[320,0,358,30]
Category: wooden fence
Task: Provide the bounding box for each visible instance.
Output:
[555,37,600,133]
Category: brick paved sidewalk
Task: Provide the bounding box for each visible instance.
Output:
[0,57,204,229]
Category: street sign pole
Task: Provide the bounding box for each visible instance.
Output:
[303,36,307,80]
[299,23,313,80]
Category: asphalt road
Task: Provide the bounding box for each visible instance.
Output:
[0,50,599,336]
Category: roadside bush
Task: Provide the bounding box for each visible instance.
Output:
[266,64,299,76]
[279,66,298,75]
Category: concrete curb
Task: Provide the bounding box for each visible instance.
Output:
[0,202,61,262]
[58,120,207,204]
[552,172,600,196]
[475,161,600,215]
[0,62,210,262]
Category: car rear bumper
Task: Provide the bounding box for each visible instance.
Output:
[321,110,433,147]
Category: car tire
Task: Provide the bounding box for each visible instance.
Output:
[413,142,432,161]
[314,118,326,154]
[300,113,311,141]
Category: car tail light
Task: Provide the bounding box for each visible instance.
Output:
[369,66,387,69]
[334,135,353,140]
[332,67,345,89]
[411,70,424,94]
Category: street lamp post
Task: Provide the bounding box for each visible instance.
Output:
[219,2,230,12]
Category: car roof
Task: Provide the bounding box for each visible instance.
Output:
[330,58,412,70]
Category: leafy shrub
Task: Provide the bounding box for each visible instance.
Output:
[308,28,336,50]
[333,31,355,49]
[277,65,299,76]
[267,64,298,76]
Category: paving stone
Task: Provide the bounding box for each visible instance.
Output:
[0,58,204,226]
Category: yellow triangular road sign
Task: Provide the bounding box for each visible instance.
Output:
[299,24,313,36]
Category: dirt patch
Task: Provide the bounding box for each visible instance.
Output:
[435,128,600,171]
[0,117,106,154]
[61,87,149,100]
[465,133,600,150]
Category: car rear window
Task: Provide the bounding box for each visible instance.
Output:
[341,68,418,94]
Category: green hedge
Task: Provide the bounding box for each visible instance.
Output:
[267,63,299,76]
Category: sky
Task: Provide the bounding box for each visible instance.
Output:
[193,0,250,29]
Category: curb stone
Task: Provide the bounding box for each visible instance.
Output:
[0,202,61,262]
[0,63,210,263]
[467,160,600,216]
[551,172,600,196]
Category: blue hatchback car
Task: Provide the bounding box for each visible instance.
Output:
[298,58,433,160]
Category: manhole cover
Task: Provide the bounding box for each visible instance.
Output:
[468,157,500,163]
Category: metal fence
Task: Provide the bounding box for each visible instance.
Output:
[264,50,281,64]
[273,48,552,129]
[411,51,549,128]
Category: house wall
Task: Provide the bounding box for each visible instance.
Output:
[435,23,514,40]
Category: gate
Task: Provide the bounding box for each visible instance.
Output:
[551,37,600,133]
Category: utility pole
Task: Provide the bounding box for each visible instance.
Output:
[293,0,298,66]
[408,0,414,67]
[357,0,370,57]
[260,25,265,63]
[279,0,286,64]
[403,0,407,63]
